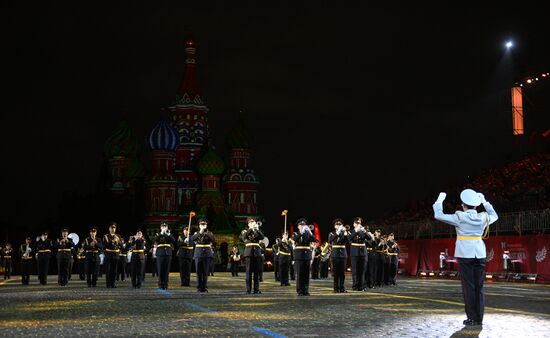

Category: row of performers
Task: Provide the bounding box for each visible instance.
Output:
[266,217,400,295]
[4,217,399,295]
[270,217,400,293]
[9,220,217,291]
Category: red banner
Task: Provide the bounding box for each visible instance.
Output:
[397,234,550,282]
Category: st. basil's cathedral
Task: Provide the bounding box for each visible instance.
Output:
[102,40,260,243]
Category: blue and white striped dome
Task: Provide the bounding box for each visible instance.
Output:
[148,118,179,151]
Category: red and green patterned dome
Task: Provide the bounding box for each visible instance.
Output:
[196,148,226,176]
[104,121,140,157]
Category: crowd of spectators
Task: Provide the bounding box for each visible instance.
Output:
[379,152,550,227]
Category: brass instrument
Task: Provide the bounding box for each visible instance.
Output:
[319,242,331,262]
[23,245,32,259]
[310,242,318,265]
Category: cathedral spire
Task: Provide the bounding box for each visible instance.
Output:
[177,39,203,105]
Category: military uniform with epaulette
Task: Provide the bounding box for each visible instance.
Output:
[103,226,122,288]
[278,240,292,286]
[35,234,52,285]
[154,228,175,290]
[83,230,102,287]
[349,224,368,291]
[191,222,216,293]
[292,219,318,296]
[177,233,194,286]
[241,223,265,294]
[19,240,34,284]
[54,231,75,286]
[329,228,349,293]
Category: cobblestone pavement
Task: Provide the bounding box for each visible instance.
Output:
[1,273,549,337]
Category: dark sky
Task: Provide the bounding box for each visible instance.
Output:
[2,3,549,238]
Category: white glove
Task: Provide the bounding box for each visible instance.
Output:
[478,193,487,204]
[435,192,447,204]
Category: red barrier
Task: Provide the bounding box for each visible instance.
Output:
[397,235,550,281]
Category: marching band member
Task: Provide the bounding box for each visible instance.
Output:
[373,229,384,287]
[272,238,280,281]
[278,232,292,286]
[376,233,389,287]
[1,243,14,280]
[129,229,147,289]
[19,237,33,285]
[433,189,498,326]
[364,225,376,289]
[117,236,128,282]
[241,217,265,294]
[229,245,241,277]
[103,222,122,288]
[387,232,400,285]
[190,218,216,293]
[177,227,194,286]
[154,222,175,290]
[76,247,86,280]
[35,231,52,285]
[349,217,367,291]
[329,219,349,293]
[292,218,318,296]
[83,227,102,287]
[311,243,321,279]
[55,228,74,286]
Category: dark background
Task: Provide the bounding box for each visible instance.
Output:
[1,3,549,240]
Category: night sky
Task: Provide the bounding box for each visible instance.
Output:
[2,3,550,239]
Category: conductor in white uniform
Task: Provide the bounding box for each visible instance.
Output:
[433,189,498,326]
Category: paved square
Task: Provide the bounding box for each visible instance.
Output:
[1,273,549,337]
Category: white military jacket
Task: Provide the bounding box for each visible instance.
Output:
[433,202,498,258]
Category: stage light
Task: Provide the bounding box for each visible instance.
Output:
[429,272,435,276]
[420,272,427,276]
[527,79,532,84]
[346,267,351,272]
[520,84,523,87]
[535,78,539,81]
[485,274,493,279]
[543,74,547,77]
[505,41,513,48]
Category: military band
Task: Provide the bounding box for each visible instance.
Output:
[3,215,400,295]
[55,228,75,286]
[277,232,292,286]
[349,217,368,291]
[129,229,146,288]
[190,218,216,293]
[292,218,318,296]
[177,228,194,286]
[154,222,175,290]
[117,237,128,282]
[2,243,14,280]
[19,238,33,284]
[329,219,349,293]
[242,217,265,294]
[83,227,102,287]
[35,231,52,285]
[229,245,241,277]
[103,222,122,288]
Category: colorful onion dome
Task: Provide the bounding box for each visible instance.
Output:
[196,148,226,176]
[104,121,140,157]
[147,117,179,151]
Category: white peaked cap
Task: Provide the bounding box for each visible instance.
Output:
[460,189,481,207]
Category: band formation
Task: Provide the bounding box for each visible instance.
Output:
[0,214,400,295]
